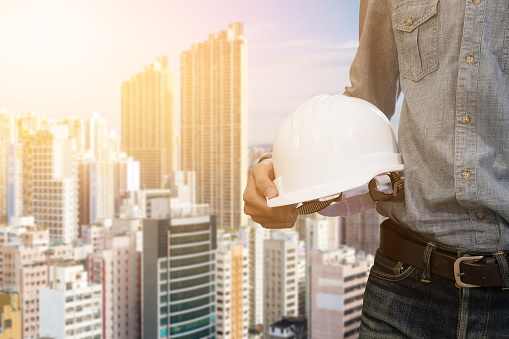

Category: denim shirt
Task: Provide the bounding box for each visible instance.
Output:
[344,0,509,252]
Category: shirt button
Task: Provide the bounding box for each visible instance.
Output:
[472,0,481,4]
[466,54,474,64]
[461,169,471,180]
[462,115,471,125]
[406,17,413,26]
[476,211,485,220]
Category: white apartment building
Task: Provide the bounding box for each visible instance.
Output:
[301,213,338,251]
[247,219,269,329]
[87,230,140,339]
[0,111,16,224]
[263,231,299,338]
[6,143,23,223]
[81,223,105,252]
[39,262,102,339]
[31,126,79,244]
[113,153,140,214]
[78,158,115,226]
[87,112,109,161]
[216,231,249,339]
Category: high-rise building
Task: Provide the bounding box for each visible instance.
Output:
[216,231,249,338]
[81,223,105,252]
[87,112,109,161]
[78,158,115,226]
[247,219,269,330]
[16,111,40,139]
[0,291,22,339]
[121,56,175,189]
[301,214,339,251]
[142,173,216,339]
[263,231,299,338]
[60,116,87,154]
[0,225,74,339]
[87,230,140,339]
[309,246,371,339]
[39,262,103,339]
[113,154,140,214]
[341,209,385,256]
[30,127,79,244]
[180,22,248,229]
[6,143,24,223]
[0,112,16,224]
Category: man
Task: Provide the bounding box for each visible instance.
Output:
[243,0,509,337]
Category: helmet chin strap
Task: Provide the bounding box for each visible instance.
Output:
[368,172,405,201]
[297,193,343,215]
[297,172,404,217]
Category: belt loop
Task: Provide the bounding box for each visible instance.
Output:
[421,242,436,284]
[493,253,509,289]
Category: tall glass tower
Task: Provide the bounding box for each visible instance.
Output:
[142,194,217,338]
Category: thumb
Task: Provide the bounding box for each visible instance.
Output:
[254,162,279,199]
[263,182,278,199]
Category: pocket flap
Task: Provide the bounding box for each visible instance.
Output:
[392,0,439,32]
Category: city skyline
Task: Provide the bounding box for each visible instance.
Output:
[0,0,361,146]
[0,8,382,337]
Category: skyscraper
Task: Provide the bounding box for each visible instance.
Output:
[247,219,269,330]
[78,158,115,226]
[87,112,109,161]
[341,209,385,256]
[0,112,16,224]
[180,23,248,229]
[16,111,40,140]
[31,126,79,244]
[6,143,23,224]
[263,231,299,338]
[121,56,175,189]
[142,172,217,339]
[216,231,249,338]
[87,230,140,339]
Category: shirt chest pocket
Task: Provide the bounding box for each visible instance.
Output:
[392,0,440,81]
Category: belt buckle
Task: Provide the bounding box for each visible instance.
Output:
[454,255,484,288]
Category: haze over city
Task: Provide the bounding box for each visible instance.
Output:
[0,0,361,146]
[0,2,402,338]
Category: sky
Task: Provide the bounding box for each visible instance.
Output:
[0,0,369,146]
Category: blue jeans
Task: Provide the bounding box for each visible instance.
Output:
[359,249,509,338]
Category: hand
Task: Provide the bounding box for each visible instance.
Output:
[243,158,299,229]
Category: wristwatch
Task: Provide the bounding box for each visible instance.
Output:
[257,153,272,164]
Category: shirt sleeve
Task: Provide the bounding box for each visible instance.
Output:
[343,0,400,120]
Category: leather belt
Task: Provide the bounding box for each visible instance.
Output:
[379,221,504,287]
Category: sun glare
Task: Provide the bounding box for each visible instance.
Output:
[3,1,90,66]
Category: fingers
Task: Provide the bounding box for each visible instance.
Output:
[243,160,298,229]
[249,206,299,229]
[253,159,278,199]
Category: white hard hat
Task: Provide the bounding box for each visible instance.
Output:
[267,94,404,215]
